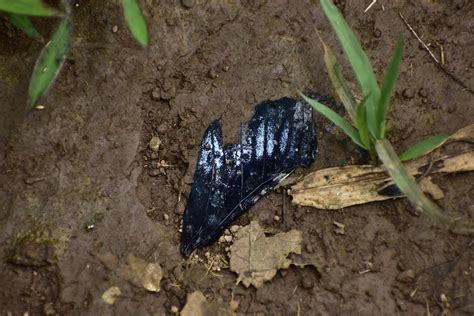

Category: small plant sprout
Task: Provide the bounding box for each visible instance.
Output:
[0,0,149,110]
[301,0,474,234]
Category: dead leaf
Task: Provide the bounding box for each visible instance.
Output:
[229,220,302,288]
[290,124,474,209]
[97,253,162,292]
[181,291,235,316]
[102,286,121,305]
[419,176,444,200]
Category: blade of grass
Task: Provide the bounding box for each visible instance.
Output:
[375,138,474,235]
[9,14,43,40]
[355,95,371,152]
[399,133,449,161]
[321,39,357,122]
[300,93,366,149]
[378,39,404,138]
[0,0,60,16]
[122,0,148,47]
[27,15,71,110]
[320,0,380,137]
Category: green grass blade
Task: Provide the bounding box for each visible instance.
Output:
[375,139,474,234]
[9,14,43,40]
[27,15,71,110]
[0,0,60,16]
[355,95,371,150]
[399,133,449,162]
[300,93,366,149]
[321,40,357,122]
[122,0,148,47]
[320,0,380,137]
[378,39,404,138]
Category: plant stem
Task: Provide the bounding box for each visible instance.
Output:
[375,138,474,235]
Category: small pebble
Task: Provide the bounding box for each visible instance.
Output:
[418,88,428,98]
[181,0,195,8]
[305,244,314,253]
[221,64,230,72]
[224,229,230,235]
[218,236,226,243]
[302,278,314,289]
[165,18,176,26]
[112,25,118,33]
[224,235,233,242]
[274,215,280,222]
[151,87,161,101]
[373,28,382,38]
[149,169,160,177]
[157,123,168,133]
[397,269,415,283]
[170,305,179,314]
[208,68,219,79]
[149,136,161,152]
[163,213,169,221]
[402,88,415,99]
[230,225,240,233]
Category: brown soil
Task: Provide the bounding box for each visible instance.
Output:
[1,0,473,315]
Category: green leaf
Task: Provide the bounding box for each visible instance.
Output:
[355,95,371,150]
[9,14,43,40]
[300,92,366,149]
[399,133,449,162]
[122,0,148,47]
[378,39,404,138]
[375,138,474,235]
[27,15,71,110]
[321,40,357,122]
[0,0,60,16]
[320,0,380,137]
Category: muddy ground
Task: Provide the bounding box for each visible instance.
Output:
[0,0,473,315]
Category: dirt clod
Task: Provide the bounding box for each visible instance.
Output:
[418,88,428,98]
[402,88,415,99]
[397,269,415,283]
[181,0,196,9]
[302,278,314,289]
[151,88,161,101]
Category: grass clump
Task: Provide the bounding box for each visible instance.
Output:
[302,0,473,234]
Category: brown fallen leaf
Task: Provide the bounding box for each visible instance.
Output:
[229,220,302,288]
[181,291,235,316]
[419,176,444,200]
[97,253,162,292]
[290,124,474,209]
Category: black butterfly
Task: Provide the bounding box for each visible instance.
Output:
[180,96,319,256]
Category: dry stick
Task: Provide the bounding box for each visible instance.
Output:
[364,0,377,13]
[399,12,474,94]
